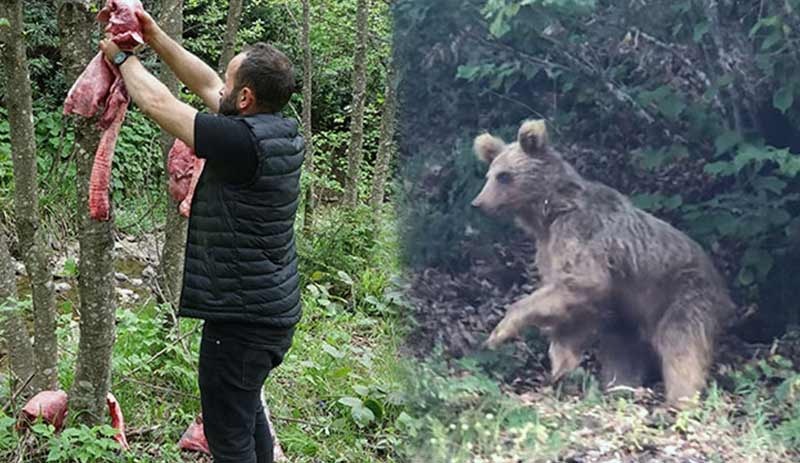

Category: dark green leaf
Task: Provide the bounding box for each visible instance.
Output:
[714,131,741,155]
[738,267,755,286]
[693,22,709,42]
[363,398,384,421]
[751,176,787,194]
[774,86,794,113]
[338,396,362,408]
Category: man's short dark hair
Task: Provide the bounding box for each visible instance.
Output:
[235,42,296,113]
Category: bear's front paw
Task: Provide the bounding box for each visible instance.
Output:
[483,317,518,349]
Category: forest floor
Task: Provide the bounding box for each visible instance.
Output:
[402,241,800,463]
[6,223,800,462]
[2,221,409,463]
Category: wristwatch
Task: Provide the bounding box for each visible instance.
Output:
[112,50,134,66]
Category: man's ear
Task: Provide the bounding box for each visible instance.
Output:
[474,133,506,164]
[238,86,257,111]
[518,119,549,156]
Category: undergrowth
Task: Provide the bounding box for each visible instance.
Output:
[400,344,800,463]
[0,205,408,463]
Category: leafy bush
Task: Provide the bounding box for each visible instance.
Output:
[298,205,397,300]
[31,422,123,463]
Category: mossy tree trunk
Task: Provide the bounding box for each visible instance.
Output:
[301,0,315,231]
[58,0,117,425]
[156,0,187,312]
[343,0,370,208]
[0,0,59,393]
[0,229,36,398]
[369,54,397,214]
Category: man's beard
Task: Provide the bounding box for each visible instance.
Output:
[218,92,239,116]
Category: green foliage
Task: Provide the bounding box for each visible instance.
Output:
[0,107,13,204]
[0,414,16,452]
[0,295,31,320]
[394,0,800,334]
[399,352,563,462]
[401,343,800,462]
[298,204,398,302]
[31,422,122,463]
[0,103,164,234]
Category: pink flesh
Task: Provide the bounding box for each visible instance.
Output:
[62,0,145,222]
[167,138,205,217]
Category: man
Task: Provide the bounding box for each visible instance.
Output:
[99,9,304,463]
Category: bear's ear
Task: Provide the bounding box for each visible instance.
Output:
[518,119,549,156]
[474,133,506,164]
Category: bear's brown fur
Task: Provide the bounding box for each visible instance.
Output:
[472,120,734,405]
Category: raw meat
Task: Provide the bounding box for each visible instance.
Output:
[166,138,205,217]
[63,0,145,221]
[19,390,129,450]
[106,392,130,450]
[19,390,68,431]
[177,414,210,454]
[178,403,286,460]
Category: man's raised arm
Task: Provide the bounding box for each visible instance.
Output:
[135,9,222,112]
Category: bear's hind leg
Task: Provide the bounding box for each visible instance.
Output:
[653,300,714,406]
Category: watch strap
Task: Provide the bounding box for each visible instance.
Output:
[114,50,134,66]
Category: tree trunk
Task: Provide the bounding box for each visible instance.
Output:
[156,0,188,312]
[0,0,59,393]
[218,0,244,73]
[301,0,315,231]
[343,0,370,208]
[0,229,36,397]
[58,0,117,425]
[369,56,397,213]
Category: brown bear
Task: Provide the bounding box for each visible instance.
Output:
[472,120,734,405]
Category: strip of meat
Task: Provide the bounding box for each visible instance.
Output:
[106,392,130,450]
[167,139,194,201]
[18,390,130,451]
[96,0,144,49]
[88,78,129,221]
[63,0,144,222]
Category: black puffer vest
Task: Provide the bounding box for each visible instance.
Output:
[178,113,305,328]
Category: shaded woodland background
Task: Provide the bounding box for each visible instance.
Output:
[396,0,800,344]
[394,1,800,461]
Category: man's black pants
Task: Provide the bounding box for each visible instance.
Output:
[198,322,293,463]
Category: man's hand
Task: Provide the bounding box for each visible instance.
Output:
[99,38,122,63]
[98,34,197,149]
[131,7,223,112]
[134,9,162,44]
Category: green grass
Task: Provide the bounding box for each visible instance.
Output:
[1,205,410,462]
[400,347,800,463]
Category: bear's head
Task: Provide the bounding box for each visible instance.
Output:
[471,119,574,217]
[472,120,580,218]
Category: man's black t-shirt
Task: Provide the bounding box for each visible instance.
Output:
[192,112,294,345]
[194,112,258,184]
